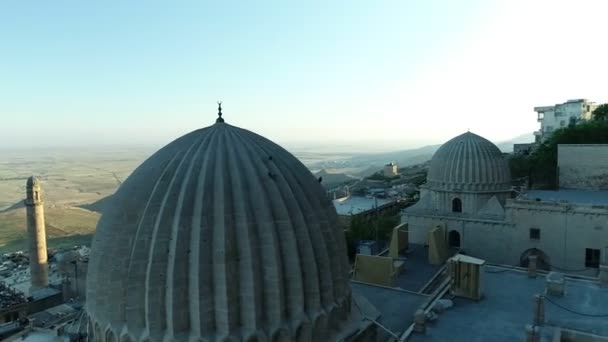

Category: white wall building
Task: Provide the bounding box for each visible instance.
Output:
[383,163,398,177]
[534,99,598,143]
[403,132,608,277]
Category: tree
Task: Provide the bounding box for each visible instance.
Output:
[509,120,608,189]
[592,103,608,121]
[344,213,401,261]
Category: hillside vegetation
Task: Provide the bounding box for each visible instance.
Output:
[510,120,608,189]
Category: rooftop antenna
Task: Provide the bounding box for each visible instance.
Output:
[216,101,224,123]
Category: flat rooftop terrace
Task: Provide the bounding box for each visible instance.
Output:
[350,244,451,338]
[520,190,608,206]
[390,244,446,293]
[409,266,608,342]
[333,196,395,216]
[351,282,427,336]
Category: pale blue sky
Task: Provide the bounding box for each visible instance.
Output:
[1,1,607,150]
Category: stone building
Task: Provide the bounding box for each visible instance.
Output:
[86,107,376,341]
[333,196,400,229]
[0,282,27,323]
[382,163,398,177]
[534,99,598,142]
[403,132,608,277]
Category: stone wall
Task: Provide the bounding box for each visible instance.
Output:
[403,199,608,276]
[558,144,608,190]
[506,199,608,276]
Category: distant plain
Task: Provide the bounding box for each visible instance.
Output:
[0,133,529,252]
[0,147,151,252]
[0,145,364,252]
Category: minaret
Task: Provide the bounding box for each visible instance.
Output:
[25,176,48,289]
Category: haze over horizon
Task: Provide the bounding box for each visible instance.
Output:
[2,1,607,150]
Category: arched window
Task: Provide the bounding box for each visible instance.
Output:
[520,248,551,271]
[452,198,462,213]
[448,230,461,248]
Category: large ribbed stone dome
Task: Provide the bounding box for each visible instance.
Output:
[426,132,511,192]
[86,117,353,341]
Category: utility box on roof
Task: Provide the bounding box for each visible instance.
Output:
[448,254,485,301]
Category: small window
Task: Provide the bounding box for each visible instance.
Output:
[452,198,462,213]
[560,120,565,127]
[585,248,600,268]
[529,228,540,240]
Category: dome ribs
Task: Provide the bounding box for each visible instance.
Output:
[87,122,354,341]
[466,138,474,188]
[450,140,463,187]
[211,128,241,337]
[245,137,304,326]
[243,133,316,319]
[472,140,481,190]
[191,131,221,337]
[426,132,511,192]
[253,135,341,311]
[164,131,210,338]
[230,129,286,332]
[226,128,264,335]
[238,131,303,326]
[87,143,187,331]
[124,152,181,336]
[144,138,201,336]
[253,140,322,316]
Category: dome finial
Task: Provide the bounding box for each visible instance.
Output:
[216,101,224,123]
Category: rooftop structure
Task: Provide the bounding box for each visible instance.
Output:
[349,239,608,341]
[86,109,363,341]
[409,266,608,341]
[520,189,608,206]
[29,303,78,328]
[534,99,598,143]
[346,242,446,340]
[0,281,27,323]
[333,196,395,216]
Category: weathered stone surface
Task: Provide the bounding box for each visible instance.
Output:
[558,144,608,190]
[86,120,353,341]
[25,176,48,290]
[426,132,511,192]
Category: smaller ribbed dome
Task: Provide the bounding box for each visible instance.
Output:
[427,132,511,192]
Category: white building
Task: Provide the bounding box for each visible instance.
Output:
[534,99,598,143]
[403,132,608,277]
[383,162,398,177]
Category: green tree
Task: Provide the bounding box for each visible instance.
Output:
[344,213,400,260]
[592,103,608,121]
[509,120,608,189]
